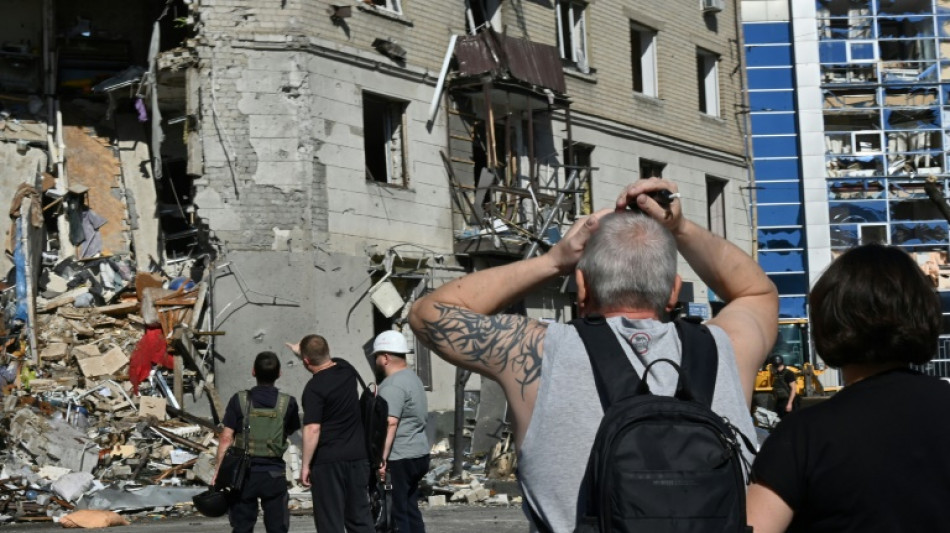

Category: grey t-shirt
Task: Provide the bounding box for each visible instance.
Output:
[378,368,430,461]
[518,317,757,533]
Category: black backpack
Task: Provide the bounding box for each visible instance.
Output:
[560,316,754,533]
[348,362,390,470]
[347,363,393,533]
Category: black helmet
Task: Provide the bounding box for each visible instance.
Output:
[771,355,784,367]
[193,488,229,517]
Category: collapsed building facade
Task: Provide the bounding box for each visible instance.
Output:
[1,0,754,456]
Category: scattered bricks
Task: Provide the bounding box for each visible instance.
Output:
[71,344,100,360]
[427,495,447,507]
[138,396,167,420]
[450,489,472,502]
[487,494,509,506]
[465,488,491,504]
[46,273,69,293]
[76,346,128,378]
[111,444,136,458]
[40,343,68,361]
[26,379,57,392]
[111,465,132,477]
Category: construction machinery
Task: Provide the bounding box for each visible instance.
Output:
[753,319,839,411]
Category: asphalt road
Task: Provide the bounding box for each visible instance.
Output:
[2,504,530,533]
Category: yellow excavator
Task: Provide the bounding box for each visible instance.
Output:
[753,319,840,411]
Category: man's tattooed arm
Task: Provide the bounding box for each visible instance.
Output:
[415,303,546,399]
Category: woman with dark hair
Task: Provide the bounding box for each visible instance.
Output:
[747,244,950,532]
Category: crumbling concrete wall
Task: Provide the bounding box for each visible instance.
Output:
[211,251,374,405]
[0,144,47,274]
[210,251,459,413]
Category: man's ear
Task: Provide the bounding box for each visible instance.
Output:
[575,269,589,315]
[252,368,257,377]
[665,274,683,313]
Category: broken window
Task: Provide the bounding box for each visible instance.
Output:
[630,21,658,97]
[890,199,947,221]
[828,179,885,200]
[824,89,877,109]
[370,0,402,15]
[706,175,727,238]
[758,230,805,251]
[860,223,888,245]
[826,155,883,178]
[697,49,720,117]
[816,0,871,18]
[878,16,935,38]
[466,0,501,34]
[640,158,665,179]
[823,110,881,132]
[821,64,878,84]
[877,0,931,16]
[891,222,949,245]
[816,0,872,38]
[563,141,594,217]
[830,224,859,247]
[556,1,589,71]
[889,181,928,199]
[828,200,887,223]
[363,93,408,186]
[758,251,805,272]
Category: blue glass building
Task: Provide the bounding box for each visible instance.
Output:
[743,0,950,375]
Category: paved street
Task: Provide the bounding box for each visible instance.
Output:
[2,504,529,533]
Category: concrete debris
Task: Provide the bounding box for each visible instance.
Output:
[1,236,222,521]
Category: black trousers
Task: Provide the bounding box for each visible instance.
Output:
[311,459,375,533]
[388,454,430,533]
[228,470,289,533]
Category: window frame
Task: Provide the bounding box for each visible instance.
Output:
[363,92,409,187]
[706,175,728,238]
[697,48,721,117]
[630,21,658,97]
[556,1,590,70]
[639,158,666,179]
[372,0,402,15]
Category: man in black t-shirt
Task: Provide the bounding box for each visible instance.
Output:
[296,334,374,533]
[213,351,301,533]
[769,355,797,418]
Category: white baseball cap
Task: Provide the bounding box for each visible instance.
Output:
[372,330,410,355]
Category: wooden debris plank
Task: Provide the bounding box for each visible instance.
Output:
[38,287,89,312]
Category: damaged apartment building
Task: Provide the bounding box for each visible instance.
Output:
[1,0,754,448]
[744,0,950,381]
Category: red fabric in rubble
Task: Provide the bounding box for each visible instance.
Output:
[129,326,173,393]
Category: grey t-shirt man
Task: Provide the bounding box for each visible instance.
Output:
[378,369,429,460]
[518,317,757,533]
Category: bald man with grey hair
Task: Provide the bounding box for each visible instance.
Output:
[409,178,778,533]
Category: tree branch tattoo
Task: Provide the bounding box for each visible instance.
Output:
[419,304,545,399]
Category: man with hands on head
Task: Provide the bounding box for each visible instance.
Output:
[408,178,778,532]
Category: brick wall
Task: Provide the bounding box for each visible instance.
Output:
[190,0,747,252]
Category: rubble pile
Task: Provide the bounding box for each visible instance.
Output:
[419,439,522,509]
[0,249,229,524]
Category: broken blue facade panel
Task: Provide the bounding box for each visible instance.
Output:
[743,0,950,363]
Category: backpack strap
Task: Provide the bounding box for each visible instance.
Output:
[674,319,718,409]
[571,315,641,410]
[573,316,720,410]
[237,390,251,453]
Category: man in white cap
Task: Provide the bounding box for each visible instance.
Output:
[373,330,429,533]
